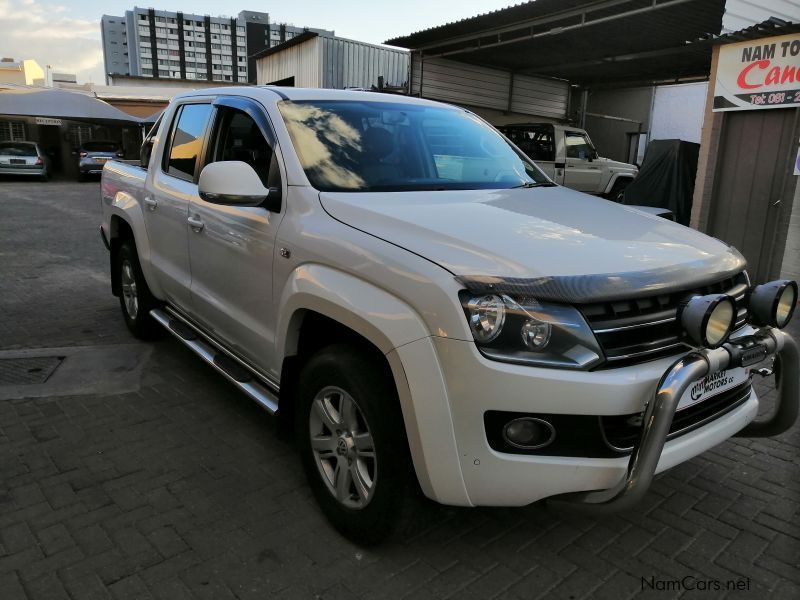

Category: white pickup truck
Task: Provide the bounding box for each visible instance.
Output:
[100,87,799,543]
[499,123,639,200]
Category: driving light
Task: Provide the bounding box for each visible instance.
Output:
[521,319,551,351]
[748,280,798,328]
[466,294,506,343]
[680,294,736,348]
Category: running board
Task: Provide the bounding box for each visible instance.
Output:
[150,308,279,414]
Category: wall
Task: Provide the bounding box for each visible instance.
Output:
[321,37,408,89]
[257,37,322,87]
[410,54,568,120]
[583,86,653,162]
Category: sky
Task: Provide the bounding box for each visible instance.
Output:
[0,0,518,84]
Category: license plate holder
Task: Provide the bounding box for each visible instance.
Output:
[10,158,25,165]
[678,367,749,411]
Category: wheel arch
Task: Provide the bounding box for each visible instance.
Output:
[276,264,469,505]
[106,196,164,298]
[603,172,635,196]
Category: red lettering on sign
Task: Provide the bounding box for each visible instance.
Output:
[765,66,782,85]
[737,60,770,89]
[781,65,798,84]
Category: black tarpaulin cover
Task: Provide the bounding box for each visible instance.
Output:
[622,139,700,225]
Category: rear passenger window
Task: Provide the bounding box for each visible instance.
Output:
[207,107,278,188]
[164,103,213,181]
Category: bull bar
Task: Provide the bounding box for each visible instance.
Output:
[552,327,798,512]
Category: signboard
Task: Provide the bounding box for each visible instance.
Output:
[34,117,62,126]
[714,33,800,111]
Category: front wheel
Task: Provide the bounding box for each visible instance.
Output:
[114,240,161,339]
[297,344,412,544]
[607,178,631,203]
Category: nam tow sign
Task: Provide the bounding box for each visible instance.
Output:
[714,33,800,111]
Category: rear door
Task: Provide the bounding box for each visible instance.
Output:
[563,130,603,192]
[144,100,213,310]
[187,97,286,374]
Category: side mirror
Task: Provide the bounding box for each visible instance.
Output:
[198,161,281,211]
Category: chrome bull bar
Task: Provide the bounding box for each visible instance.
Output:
[552,327,798,512]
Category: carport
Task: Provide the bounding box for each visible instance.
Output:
[387,0,726,124]
[0,85,145,179]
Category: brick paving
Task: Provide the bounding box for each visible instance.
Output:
[0,180,798,599]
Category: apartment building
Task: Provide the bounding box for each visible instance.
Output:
[101,8,333,85]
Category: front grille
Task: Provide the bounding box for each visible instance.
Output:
[580,272,750,368]
[600,380,753,452]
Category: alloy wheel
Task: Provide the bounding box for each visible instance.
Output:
[309,386,377,509]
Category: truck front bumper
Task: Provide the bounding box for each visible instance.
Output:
[421,327,797,508]
[552,327,797,511]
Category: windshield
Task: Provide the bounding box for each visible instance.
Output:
[278,100,550,192]
[83,141,119,152]
[0,142,37,157]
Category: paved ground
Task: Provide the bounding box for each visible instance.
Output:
[0,180,798,600]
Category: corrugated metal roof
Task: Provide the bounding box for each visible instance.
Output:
[387,0,727,87]
[251,31,319,61]
[715,16,800,44]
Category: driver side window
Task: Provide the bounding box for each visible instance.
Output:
[565,131,594,160]
[207,107,281,189]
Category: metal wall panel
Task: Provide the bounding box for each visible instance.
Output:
[411,55,568,118]
[256,37,322,87]
[321,37,408,89]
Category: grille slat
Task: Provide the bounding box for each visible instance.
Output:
[581,272,750,369]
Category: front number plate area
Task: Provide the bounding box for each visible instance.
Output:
[677,367,749,411]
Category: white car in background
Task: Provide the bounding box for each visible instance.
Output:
[0,141,50,181]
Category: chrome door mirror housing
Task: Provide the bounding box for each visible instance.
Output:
[198,161,281,211]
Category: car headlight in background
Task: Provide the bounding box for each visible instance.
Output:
[460,292,603,369]
[748,280,797,328]
[680,293,736,348]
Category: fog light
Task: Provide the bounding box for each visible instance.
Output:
[748,280,797,328]
[680,294,736,348]
[502,417,555,449]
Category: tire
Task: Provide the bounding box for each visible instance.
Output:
[607,178,631,203]
[114,240,161,340]
[296,344,412,544]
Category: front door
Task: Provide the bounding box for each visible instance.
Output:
[707,107,800,282]
[187,98,285,375]
[144,101,213,310]
[563,130,603,192]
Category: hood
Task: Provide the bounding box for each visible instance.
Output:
[319,186,745,301]
[596,156,638,172]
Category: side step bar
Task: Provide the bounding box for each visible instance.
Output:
[150,308,279,414]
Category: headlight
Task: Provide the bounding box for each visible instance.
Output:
[748,279,797,328]
[465,294,506,342]
[460,293,603,369]
[680,294,736,348]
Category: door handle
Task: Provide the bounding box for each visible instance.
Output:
[187,215,204,231]
[144,197,157,210]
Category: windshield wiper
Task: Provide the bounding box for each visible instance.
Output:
[512,181,557,189]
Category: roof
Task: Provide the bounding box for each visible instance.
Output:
[714,16,800,45]
[385,0,727,87]
[251,31,319,61]
[0,85,143,123]
[172,85,453,107]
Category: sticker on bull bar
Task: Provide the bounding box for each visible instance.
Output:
[677,367,749,411]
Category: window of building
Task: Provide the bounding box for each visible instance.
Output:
[0,121,26,142]
[155,17,165,23]
[195,20,202,27]
[142,68,153,75]
[139,14,147,21]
